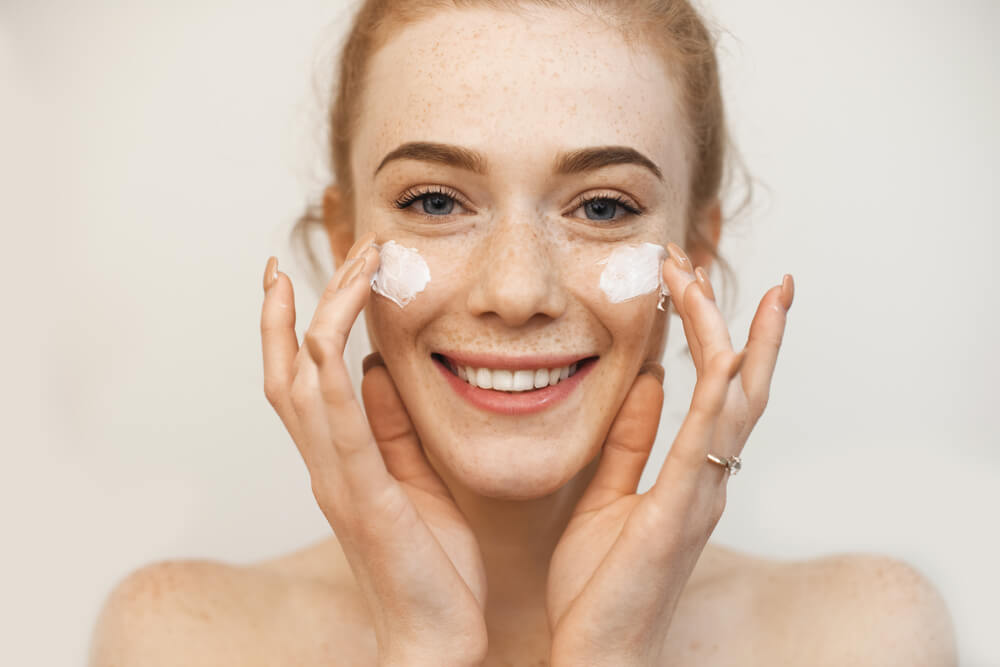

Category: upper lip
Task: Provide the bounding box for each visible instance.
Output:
[436,351,597,370]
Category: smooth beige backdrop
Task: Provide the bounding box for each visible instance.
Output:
[4,1,998,664]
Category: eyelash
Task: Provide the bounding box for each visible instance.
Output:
[577,192,643,218]
[392,185,468,211]
[392,185,644,221]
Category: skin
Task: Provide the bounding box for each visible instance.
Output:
[320,7,730,660]
[87,6,958,667]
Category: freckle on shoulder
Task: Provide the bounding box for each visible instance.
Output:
[88,558,275,666]
[760,552,958,665]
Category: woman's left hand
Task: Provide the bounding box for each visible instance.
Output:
[547,244,794,666]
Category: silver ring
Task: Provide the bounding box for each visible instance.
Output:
[706,453,742,476]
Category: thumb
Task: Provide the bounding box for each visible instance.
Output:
[361,353,454,501]
[573,363,665,515]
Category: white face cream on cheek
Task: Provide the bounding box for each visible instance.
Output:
[598,242,670,307]
[370,240,431,308]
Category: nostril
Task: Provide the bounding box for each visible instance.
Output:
[465,247,568,325]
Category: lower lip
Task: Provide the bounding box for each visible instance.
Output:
[433,357,597,416]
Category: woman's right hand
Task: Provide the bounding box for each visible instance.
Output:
[259,233,488,667]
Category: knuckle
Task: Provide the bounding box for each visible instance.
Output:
[310,477,326,504]
[707,350,734,376]
[711,492,727,524]
[331,434,366,461]
[368,484,410,529]
[748,389,770,417]
[310,477,340,517]
[681,281,701,310]
[670,443,706,473]
[289,378,315,414]
[321,277,343,302]
[628,500,668,539]
[262,379,285,407]
[689,388,724,421]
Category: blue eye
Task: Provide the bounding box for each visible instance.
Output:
[420,193,454,215]
[575,194,642,223]
[393,186,465,217]
[584,198,617,220]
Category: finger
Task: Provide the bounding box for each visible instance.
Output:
[682,267,734,375]
[290,242,378,479]
[306,247,396,501]
[305,244,380,370]
[677,282,705,372]
[289,359,341,472]
[304,230,377,335]
[261,258,302,437]
[574,366,665,515]
[650,349,745,503]
[740,275,794,421]
[363,351,385,374]
[662,245,703,371]
[361,362,455,501]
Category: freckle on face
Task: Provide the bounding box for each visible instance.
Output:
[353,6,687,497]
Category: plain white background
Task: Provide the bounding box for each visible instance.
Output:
[3,0,998,664]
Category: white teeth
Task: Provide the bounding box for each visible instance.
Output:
[512,370,535,391]
[446,358,585,392]
[492,369,513,391]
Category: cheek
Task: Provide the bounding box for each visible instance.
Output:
[598,243,668,305]
[366,242,470,351]
[366,233,667,361]
[595,293,663,357]
[370,241,430,308]
[556,242,664,353]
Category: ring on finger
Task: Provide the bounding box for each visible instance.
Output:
[706,453,742,476]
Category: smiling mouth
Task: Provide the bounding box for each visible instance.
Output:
[431,353,598,393]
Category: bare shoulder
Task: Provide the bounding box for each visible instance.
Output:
[88,558,271,666]
[88,541,376,667]
[754,551,958,666]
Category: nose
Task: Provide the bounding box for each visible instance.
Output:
[466,214,568,327]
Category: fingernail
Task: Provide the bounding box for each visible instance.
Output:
[362,351,385,374]
[639,361,665,385]
[694,266,715,302]
[338,253,369,289]
[346,231,378,264]
[666,242,693,274]
[262,256,278,293]
[779,274,795,311]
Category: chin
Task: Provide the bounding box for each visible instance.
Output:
[421,426,601,500]
[450,464,580,501]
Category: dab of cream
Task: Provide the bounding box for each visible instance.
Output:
[599,242,670,308]
[370,240,431,308]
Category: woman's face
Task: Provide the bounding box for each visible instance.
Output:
[348,6,692,499]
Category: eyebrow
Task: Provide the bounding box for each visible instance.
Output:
[373,141,663,181]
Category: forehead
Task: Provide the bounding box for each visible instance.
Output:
[353,5,690,186]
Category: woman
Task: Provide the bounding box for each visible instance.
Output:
[89,1,956,665]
